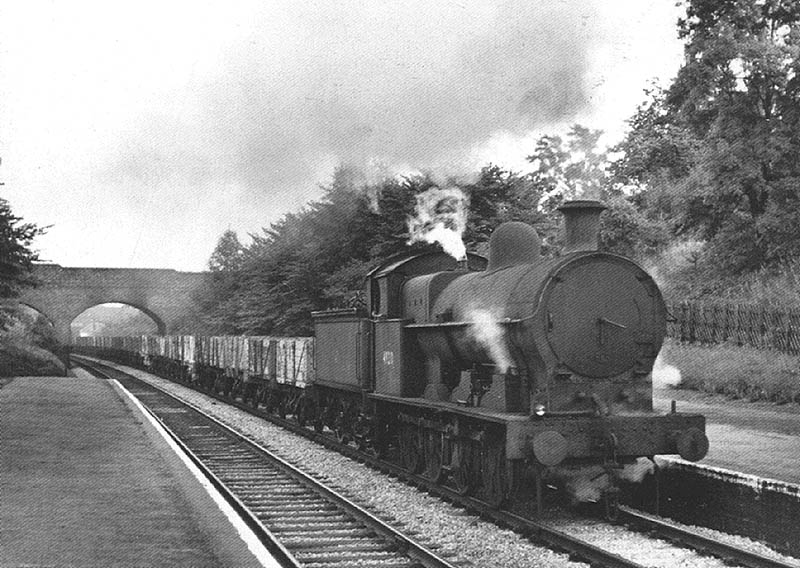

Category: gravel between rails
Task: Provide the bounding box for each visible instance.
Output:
[104,366,800,568]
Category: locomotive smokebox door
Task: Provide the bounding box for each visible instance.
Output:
[544,256,666,379]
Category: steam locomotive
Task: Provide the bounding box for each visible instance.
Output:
[75,200,708,511]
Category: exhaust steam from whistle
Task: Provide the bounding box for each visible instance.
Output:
[407,187,469,261]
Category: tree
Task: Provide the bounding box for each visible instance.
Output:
[208,230,245,272]
[623,0,800,273]
[0,197,46,329]
[463,165,542,246]
[525,125,671,258]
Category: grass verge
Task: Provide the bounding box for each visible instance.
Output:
[660,340,800,404]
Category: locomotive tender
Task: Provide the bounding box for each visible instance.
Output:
[75,200,708,510]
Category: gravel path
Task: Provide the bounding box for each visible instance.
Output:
[107,364,800,568]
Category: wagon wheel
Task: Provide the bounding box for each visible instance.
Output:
[277,402,287,419]
[367,420,390,459]
[321,405,338,434]
[400,428,424,473]
[423,432,444,482]
[356,433,378,456]
[335,426,351,445]
[481,445,508,508]
[448,439,473,495]
[451,465,473,496]
[294,398,308,427]
[334,412,352,445]
[354,417,374,454]
[249,387,261,408]
[602,487,620,521]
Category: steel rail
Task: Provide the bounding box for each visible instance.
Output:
[78,357,459,568]
[77,355,798,568]
[617,506,799,568]
[77,359,302,568]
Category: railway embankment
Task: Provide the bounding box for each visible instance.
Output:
[0,336,65,376]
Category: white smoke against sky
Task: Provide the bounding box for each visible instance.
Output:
[465,306,512,373]
[407,187,469,260]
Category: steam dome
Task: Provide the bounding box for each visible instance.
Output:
[486,222,541,271]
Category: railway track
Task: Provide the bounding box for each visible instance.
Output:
[616,507,799,568]
[80,359,459,568]
[76,356,800,568]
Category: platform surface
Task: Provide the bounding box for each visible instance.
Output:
[0,372,265,567]
[655,386,800,484]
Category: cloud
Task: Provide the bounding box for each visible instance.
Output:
[101,0,604,208]
[6,0,683,270]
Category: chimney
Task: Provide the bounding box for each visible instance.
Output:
[558,200,606,253]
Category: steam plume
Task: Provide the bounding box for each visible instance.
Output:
[617,457,655,483]
[554,458,655,504]
[652,352,682,389]
[466,306,512,373]
[407,187,469,260]
[556,465,609,503]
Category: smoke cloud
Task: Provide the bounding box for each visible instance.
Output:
[407,187,469,260]
[100,1,603,214]
[4,1,685,270]
[466,306,512,373]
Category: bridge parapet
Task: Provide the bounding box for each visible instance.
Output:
[14,264,209,344]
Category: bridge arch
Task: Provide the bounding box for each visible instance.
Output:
[71,302,166,338]
[17,303,57,328]
[14,264,206,344]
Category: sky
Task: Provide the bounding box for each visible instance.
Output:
[0,0,686,272]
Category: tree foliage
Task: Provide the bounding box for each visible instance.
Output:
[208,230,245,272]
[618,0,800,274]
[202,165,563,335]
[0,198,46,330]
[526,125,671,258]
[198,2,800,327]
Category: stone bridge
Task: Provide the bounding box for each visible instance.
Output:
[13,264,208,344]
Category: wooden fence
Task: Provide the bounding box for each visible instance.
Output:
[667,302,800,354]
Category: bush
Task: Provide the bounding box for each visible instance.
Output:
[0,337,66,377]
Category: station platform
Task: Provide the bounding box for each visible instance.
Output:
[655,386,800,485]
[0,370,273,567]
